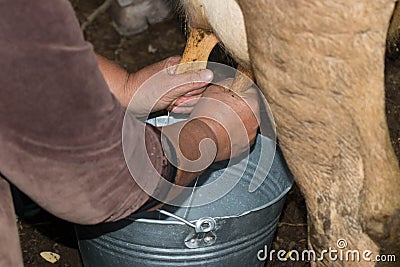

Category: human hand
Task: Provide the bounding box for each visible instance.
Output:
[96,54,213,116]
[189,81,260,161]
[128,56,213,116]
[160,80,260,188]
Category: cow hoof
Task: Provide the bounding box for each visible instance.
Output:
[111,0,171,36]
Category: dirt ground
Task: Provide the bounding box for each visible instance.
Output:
[17,1,399,267]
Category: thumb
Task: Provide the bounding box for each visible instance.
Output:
[166,69,214,97]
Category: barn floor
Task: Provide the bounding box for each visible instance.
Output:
[17,0,399,267]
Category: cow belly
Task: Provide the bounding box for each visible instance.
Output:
[182,0,250,68]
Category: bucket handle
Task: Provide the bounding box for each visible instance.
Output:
[158,209,216,233]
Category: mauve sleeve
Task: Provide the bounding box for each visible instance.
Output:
[0,0,173,224]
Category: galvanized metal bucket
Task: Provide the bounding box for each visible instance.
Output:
[76,115,293,267]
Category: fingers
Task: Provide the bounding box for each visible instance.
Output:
[184,87,205,96]
[158,67,213,112]
[162,56,181,72]
[206,81,260,122]
[167,69,214,97]
[129,56,183,92]
[170,95,202,113]
[171,106,194,113]
[235,86,261,125]
[163,56,214,89]
[193,83,261,156]
[174,95,201,106]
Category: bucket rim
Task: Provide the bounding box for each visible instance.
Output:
[129,182,293,225]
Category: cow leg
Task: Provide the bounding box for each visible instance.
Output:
[237,0,400,266]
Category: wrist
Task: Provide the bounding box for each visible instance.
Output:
[161,119,219,186]
[196,117,231,162]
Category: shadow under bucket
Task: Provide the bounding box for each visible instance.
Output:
[76,116,294,267]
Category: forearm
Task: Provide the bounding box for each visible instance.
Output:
[0,0,173,224]
[95,54,131,107]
